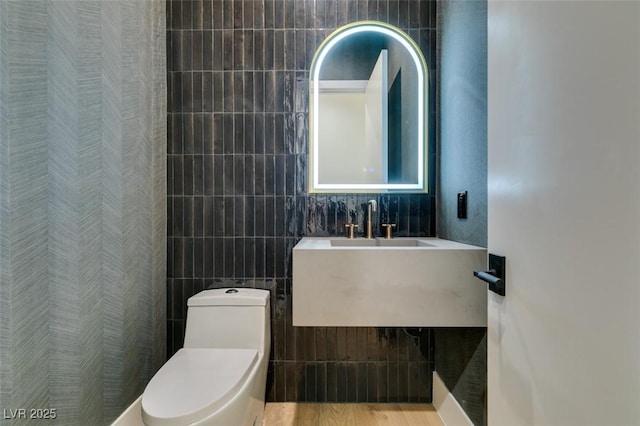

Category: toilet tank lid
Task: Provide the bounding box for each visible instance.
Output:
[188,288,270,307]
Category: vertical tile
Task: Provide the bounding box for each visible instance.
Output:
[398,0,409,28]
[171,1,182,30]
[193,31,203,70]
[243,30,254,71]
[367,0,378,20]
[184,239,195,278]
[182,73,193,113]
[184,114,196,155]
[315,0,326,28]
[173,320,185,355]
[223,0,234,29]
[234,113,244,154]
[256,236,267,279]
[336,0,348,26]
[193,197,204,238]
[214,196,225,236]
[336,327,347,361]
[202,73,213,112]
[223,30,233,70]
[275,155,285,196]
[212,72,224,112]
[274,362,286,401]
[254,31,265,71]
[193,112,204,154]
[274,0,285,28]
[182,197,194,237]
[316,363,327,402]
[265,235,275,275]
[203,1,213,30]
[234,195,246,236]
[234,237,245,276]
[224,196,235,235]
[305,30,316,74]
[254,73,265,114]
[182,31,193,70]
[294,0,305,28]
[212,31,223,70]
[357,363,368,402]
[274,234,285,277]
[244,237,255,277]
[233,30,244,69]
[264,30,274,70]
[377,362,388,402]
[303,363,316,401]
[212,0,223,29]
[264,154,275,196]
[346,328,358,361]
[222,114,234,153]
[356,328,368,361]
[213,155,224,195]
[223,238,234,277]
[194,239,204,277]
[264,70,275,112]
[254,0,265,29]
[274,71,284,113]
[202,238,215,278]
[214,237,224,275]
[346,364,358,402]
[244,154,255,195]
[336,363,348,401]
[244,72,255,112]
[285,362,297,401]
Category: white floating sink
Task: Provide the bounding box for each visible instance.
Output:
[292,237,487,327]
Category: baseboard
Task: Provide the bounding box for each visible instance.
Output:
[110,395,144,426]
[432,371,473,426]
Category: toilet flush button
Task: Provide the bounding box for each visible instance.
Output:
[225,288,238,294]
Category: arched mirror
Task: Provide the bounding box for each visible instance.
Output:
[309,21,429,193]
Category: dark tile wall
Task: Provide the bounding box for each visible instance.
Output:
[166,0,437,403]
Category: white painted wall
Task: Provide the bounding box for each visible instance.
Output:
[488,1,640,425]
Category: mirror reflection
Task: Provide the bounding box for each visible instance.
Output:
[309,22,428,193]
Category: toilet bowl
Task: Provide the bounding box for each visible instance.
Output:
[141,288,270,426]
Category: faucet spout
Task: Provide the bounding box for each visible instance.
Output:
[366,199,377,239]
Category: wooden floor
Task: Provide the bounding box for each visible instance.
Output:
[263,403,444,426]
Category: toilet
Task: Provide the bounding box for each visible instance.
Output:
[141,288,271,426]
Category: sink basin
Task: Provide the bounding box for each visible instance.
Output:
[293,237,487,327]
[330,238,435,247]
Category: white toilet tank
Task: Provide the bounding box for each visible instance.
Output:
[183,288,270,353]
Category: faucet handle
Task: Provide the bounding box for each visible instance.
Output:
[381,223,396,239]
[344,223,359,239]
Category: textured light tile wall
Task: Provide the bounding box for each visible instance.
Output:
[0,1,166,424]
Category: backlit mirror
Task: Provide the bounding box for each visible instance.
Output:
[309,21,429,193]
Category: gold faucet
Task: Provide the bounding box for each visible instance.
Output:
[381,223,396,239]
[365,200,377,239]
[344,223,358,239]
